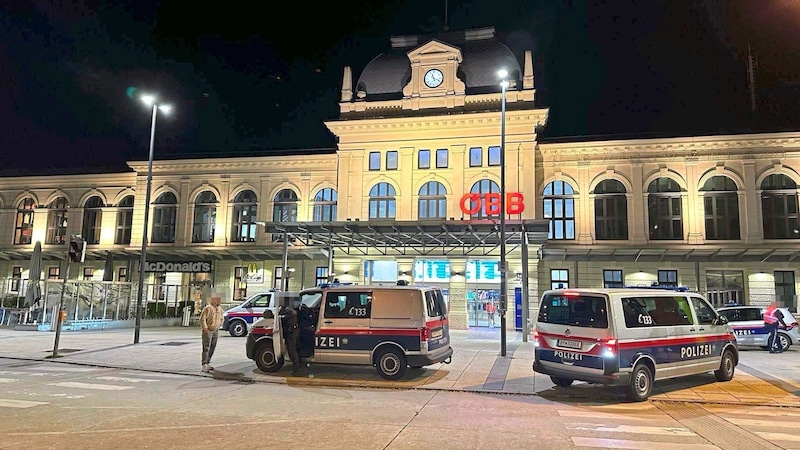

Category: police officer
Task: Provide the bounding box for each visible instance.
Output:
[764,302,788,353]
[279,299,306,376]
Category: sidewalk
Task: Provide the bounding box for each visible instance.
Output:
[1,326,799,406]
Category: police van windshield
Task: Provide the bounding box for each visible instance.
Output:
[538,293,609,328]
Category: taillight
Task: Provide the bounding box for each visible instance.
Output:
[421,327,430,342]
[532,329,540,347]
[603,338,618,358]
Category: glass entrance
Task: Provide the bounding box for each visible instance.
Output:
[467,288,499,327]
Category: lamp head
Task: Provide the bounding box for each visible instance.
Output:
[497,69,508,79]
[140,95,156,106]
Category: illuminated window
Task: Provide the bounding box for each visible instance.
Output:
[14,198,35,245]
[761,174,799,239]
[594,179,628,240]
[192,191,217,243]
[701,176,740,240]
[152,192,177,243]
[544,181,575,240]
[648,178,683,240]
[233,266,247,301]
[115,196,134,245]
[231,190,258,242]
[46,197,69,245]
[603,269,623,288]
[82,196,104,245]
[550,269,569,289]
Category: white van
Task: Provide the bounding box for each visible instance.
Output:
[533,288,738,401]
[246,283,453,380]
[221,292,276,337]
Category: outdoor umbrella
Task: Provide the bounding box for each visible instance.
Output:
[24,241,42,322]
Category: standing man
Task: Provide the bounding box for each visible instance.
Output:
[200,293,223,372]
[278,297,306,376]
[765,302,789,353]
[486,301,496,328]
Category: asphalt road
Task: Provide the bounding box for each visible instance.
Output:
[0,358,799,450]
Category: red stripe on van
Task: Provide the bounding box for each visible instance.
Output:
[320,328,421,336]
[251,327,273,336]
[536,333,604,355]
[426,318,447,328]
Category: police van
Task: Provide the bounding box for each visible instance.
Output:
[533,288,738,401]
[221,291,276,337]
[245,283,453,380]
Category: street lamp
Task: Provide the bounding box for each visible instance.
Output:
[134,94,171,344]
[498,69,509,357]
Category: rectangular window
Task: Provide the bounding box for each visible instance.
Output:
[550,269,569,289]
[274,267,284,290]
[603,270,624,288]
[436,149,448,168]
[233,267,247,301]
[621,296,692,327]
[316,266,329,286]
[488,146,501,166]
[469,147,482,167]
[386,151,398,170]
[10,266,22,292]
[154,272,166,300]
[48,267,60,280]
[82,267,94,280]
[369,152,381,171]
[538,293,608,328]
[706,270,744,307]
[324,291,371,318]
[118,267,128,283]
[418,150,430,169]
[657,270,678,287]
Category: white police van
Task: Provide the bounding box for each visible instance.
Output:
[533,287,738,401]
[717,305,800,352]
[246,283,453,380]
[221,292,276,337]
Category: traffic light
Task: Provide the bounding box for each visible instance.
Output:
[68,235,86,263]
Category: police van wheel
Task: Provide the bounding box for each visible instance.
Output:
[550,376,574,387]
[254,341,285,372]
[714,349,736,382]
[229,320,248,337]
[376,349,407,380]
[626,363,653,402]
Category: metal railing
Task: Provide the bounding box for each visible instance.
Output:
[1,278,204,325]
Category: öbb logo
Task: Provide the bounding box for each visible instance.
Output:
[459,193,525,215]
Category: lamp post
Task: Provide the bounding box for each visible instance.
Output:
[134,95,171,344]
[498,69,509,357]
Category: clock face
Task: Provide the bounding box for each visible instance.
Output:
[424,69,443,88]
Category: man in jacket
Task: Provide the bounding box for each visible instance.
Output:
[764,302,788,353]
[200,293,223,372]
[278,298,307,376]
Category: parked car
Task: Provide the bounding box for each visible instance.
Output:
[717,305,799,352]
[221,292,275,337]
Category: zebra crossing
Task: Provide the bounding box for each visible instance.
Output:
[0,363,181,408]
[562,402,800,449]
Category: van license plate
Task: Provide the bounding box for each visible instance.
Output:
[557,339,581,349]
[431,329,443,339]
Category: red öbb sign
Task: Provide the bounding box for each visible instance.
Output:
[459,193,525,215]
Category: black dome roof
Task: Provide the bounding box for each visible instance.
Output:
[356,28,521,98]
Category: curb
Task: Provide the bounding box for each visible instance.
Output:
[4,356,800,408]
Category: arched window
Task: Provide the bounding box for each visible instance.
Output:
[152,192,177,243]
[648,177,683,240]
[273,189,298,222]
[115,196,134,245]
[418,181,447,219]
[313,188,337,221]
[594,179,627,240]
[81,196,104,244]
[14,198,35,245]
[46,197,69,245]
[231,190,257,242]
[467,179,500,219]
[544,180,575,240]
[701,176,740,240]
[192,191,217,243]
[761,174,799,239]
[369,182,396,219]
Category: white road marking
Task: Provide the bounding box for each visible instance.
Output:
[565,423,696,436]
[120,371,187,379]
[0,378,19,383]
[29,366,96,372]
[712,408,800,418]
[722,417,797,428]
[47,382,133,391]
[94,376,159,383]
[0,398,49,408]
[0,370,58,377]
[572,437,719,450]
[754,431,800,443]
[558,410,670,422]
[9,419,296,436]
[589,403,657,411]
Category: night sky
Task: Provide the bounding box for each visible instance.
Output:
[2,0,800,173]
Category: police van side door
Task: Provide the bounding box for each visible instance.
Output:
[688,296,729,372]
[315,290,372,364]
[664,295,699,377]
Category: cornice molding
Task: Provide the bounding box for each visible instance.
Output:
[128,154,338,174]
[326,109,549,134]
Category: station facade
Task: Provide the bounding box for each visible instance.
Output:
[1,26,800,329]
